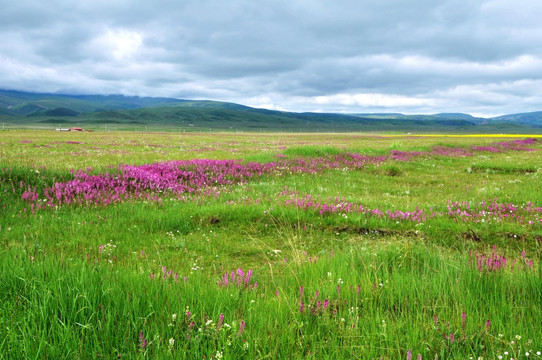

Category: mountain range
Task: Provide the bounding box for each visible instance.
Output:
[1,89,541,133]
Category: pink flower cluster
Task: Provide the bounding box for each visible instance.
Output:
[284,193,428,222]
[475,245,508,272]
[299,288,333,316]
[391,138,538,161]
[470,138,538,152]
[471,245,534,273]
[148,265,184,282]
[21,154,385,208]
[280,190,542,225]
[218,268,257,289]
[18,138,539,210]
[446,199,542,224]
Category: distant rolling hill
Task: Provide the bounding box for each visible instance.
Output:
[354,112,484,123]
[491,111,542,127]
[0,89,182,115]
[0,89,541,133]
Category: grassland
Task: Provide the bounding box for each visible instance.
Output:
[0,131,541,359]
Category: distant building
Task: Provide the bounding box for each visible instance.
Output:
[70,127,83,131]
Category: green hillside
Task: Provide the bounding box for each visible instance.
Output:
[0,90,183,115]
[1,89,541,133]
[28,107,80,117]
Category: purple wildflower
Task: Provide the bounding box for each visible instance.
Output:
[244,269,253,285]
[139,331,148,349]
[236,268,245,285]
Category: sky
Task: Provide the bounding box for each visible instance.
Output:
[1,0,541,116]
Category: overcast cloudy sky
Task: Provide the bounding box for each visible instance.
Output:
[1,0,541,116]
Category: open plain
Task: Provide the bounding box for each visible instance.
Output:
[1,131,541,359]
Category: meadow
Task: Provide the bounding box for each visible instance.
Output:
[0,130,541,359]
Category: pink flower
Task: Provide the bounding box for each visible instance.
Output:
[139,331,148,349]
[244,269,253,285]
[217,314,224,329]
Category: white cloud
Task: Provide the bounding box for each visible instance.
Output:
[312,93,432,108]
[89,29,143,61]
[0,0,541,115]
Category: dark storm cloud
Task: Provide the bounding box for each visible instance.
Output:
[1,0,541,115]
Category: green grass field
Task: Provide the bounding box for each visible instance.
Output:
[1,131,541,359]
